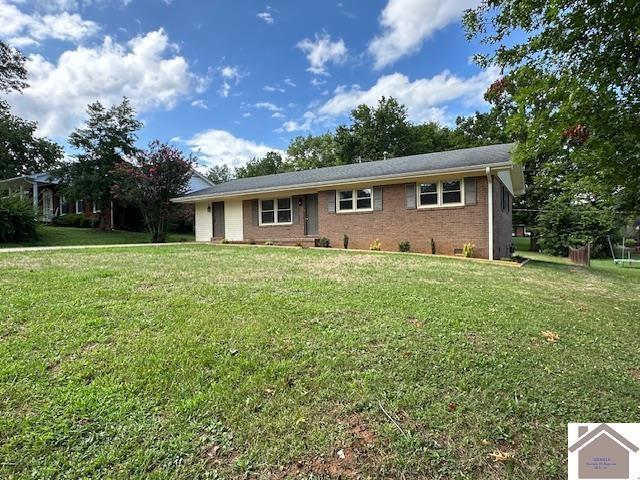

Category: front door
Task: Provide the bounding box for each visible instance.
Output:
[42,190,53,222]
[212,202,225,238]
[304,194,318,236]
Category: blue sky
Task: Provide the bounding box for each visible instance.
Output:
[2,0,497,170]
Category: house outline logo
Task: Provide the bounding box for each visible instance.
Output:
[568,423,640,479]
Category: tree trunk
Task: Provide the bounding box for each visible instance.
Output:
[529,232,539,251]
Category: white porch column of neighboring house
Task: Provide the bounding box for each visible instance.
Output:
[486,167,494,261]
[32,182,38,211]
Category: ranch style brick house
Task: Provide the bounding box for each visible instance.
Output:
[173,143,525,260]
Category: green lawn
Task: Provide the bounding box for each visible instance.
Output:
[0,245,638,479]
[0,226,194,248]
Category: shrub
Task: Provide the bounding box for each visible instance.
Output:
[430,238,436,255]
[0,195,38,243]
[398,241,411,252]
[343,234,349,249]
[624,238,637,248]
[52,213,98,228]
[369,239,381,251]
[220,238,229,244]
[318,237,331,248]
[463,243,475,258]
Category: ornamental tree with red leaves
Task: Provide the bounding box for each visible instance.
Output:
[112,141,196,242]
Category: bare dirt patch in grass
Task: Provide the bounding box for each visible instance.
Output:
[271,414,378,479]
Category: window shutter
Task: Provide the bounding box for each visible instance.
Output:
[464,178,477,205]
[405,183,416,209]
[251,200,259,226]
[292,196,299,223]
[373,187,383,211]
[327,190,336,213]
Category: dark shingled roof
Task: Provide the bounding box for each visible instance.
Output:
[179,143,515,199]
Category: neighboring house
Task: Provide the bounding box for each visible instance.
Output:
[0,169,214,226]
[172,143,525,260]
[569,424,639,479]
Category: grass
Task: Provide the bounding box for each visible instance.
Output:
[0,226,194,248]
[0,245,638,479]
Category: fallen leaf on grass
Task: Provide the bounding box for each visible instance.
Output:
[481,439,490,446]
[336,449,345,459]
[541,331,559,343]
[489,450,514,462]
[447,402,457,412]
[264,388,275,396]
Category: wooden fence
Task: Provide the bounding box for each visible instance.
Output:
[569,244,591,266]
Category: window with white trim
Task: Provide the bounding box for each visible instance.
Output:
[92,201,101,213]
[259,197,292,225]
[417,179,464,208]
[337,188,372,212]
[75,200,84,214]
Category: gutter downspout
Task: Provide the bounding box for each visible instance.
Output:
[486,167,493,261]
[32,181,39,213]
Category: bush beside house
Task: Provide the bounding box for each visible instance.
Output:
[0,195,38,243]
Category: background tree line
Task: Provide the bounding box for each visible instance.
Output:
[207,97,509,183]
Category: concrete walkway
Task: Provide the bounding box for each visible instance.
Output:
[0,242,199,254]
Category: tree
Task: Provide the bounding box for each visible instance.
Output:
[287,133,339,170]
[206,164,232,184]
[111,141,196,242]
[451,110,511,149]
[235,151,287,179]
[0,41,28,93]
[410,122,455,153]
[0,101,63,179]
[58,99,142,229]
[463,0,640,213]
[335,97,415,163]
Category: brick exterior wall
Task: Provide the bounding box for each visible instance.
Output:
[242,198,306,242]
[492,176,513,259]
[317,177,490,257]
[238,176,512,259]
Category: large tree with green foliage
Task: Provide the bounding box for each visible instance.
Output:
[335,97,415,163]
[0,41,28,94]
[463,0,640,216]
[235,151,287,179]
[287,133,339,170]
[206,164,233,184]
[0,102,63,179]
[0,41,62,179]
[58,99,142,229]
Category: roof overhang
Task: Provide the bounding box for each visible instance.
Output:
[172,161,521,204]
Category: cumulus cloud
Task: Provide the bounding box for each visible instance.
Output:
[0,0,99,46]
[369,0,480,69]
[254,102,283,112]
[6,29,202,137]
[296,32,347,76]
[191,99,208,110]
[318,68,498,124]
[218,65,245,98]
[184,129,283,167]
[256,11,274,24]
[279,68,497,133]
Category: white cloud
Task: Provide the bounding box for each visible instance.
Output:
[296,32,347,75]
[0,0,99,46]
[241,112,252,117]
[277,111,316,133]
[256,11,274,24]
[283,77,296,87]
[263,85,285,93]
[218,65,244,98]
[369,0,480,69]
[6,29,201,137]
[254,102,283,112]
[271,112,285,118]
[191,99,208,110]
[184,129,283,167]
[318,68,498,124]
